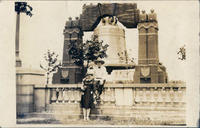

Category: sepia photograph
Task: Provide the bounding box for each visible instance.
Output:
[0,0,199,127]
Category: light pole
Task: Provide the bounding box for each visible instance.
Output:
[15,2,32,67]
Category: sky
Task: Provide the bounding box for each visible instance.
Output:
[0,1,199,82]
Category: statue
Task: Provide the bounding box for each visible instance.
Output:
[148,9,157,22]
[65,17,72,28]
[72,17,80,27]
[139,10,147,22]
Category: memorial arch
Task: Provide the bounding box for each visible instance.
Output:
[52,3,167,84]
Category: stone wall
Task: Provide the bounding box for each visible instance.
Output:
[17,79,186,124]
[38,83,186,124]
[16,68,45,115]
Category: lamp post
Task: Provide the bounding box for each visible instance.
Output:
[15,2,32,67]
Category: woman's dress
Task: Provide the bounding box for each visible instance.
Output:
[80,79,95,109]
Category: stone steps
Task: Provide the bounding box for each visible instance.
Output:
[45,103,185,121]
[17,103,186,125]
[18,111,185,125]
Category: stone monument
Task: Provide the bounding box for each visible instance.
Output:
[133,9,168,83]
[52,3,140,84]
[52,17,83,84]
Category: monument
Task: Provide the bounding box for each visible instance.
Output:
[133,9,168,83]
[52,3,168,84]
[52,3,139,84]
[16,3,186,125]
[52,17,83,84]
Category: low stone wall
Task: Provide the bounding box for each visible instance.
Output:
[32,83,186,124]
[17,81,186,124]
[45,83,186,106]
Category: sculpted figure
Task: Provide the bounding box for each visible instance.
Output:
[148,9,157,22]
[139,10,147,22]
[65,17,72,28]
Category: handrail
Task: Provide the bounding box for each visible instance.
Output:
[42,83,186,89]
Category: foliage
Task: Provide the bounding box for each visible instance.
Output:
[15,2,33,17]
[177,45,186,60]
[40,49,61,85]
[68,35,109,68]
[68,40,84,65]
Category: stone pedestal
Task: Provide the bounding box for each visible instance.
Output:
[134,64,168,83]
[16,67,45,115]
[52,67,83,84]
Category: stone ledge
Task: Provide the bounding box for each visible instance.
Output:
[46,83,186,88]
[16,67,45,75]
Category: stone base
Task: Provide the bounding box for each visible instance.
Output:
[52,66,83,84]
[16,67,45,115]
[134,64,168,83]
[16,67,45,85]
[45,103,185,124]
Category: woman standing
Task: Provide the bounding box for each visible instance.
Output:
[80,72,95,121]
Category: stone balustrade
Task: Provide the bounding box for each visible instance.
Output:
[46,83,186,107]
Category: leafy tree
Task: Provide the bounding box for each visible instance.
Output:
[40,49,61,86]
[69,35,109,68]
[177,45,186,60]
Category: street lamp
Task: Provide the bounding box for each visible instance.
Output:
[15,2,33,67]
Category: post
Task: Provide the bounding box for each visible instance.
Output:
[15,12,22,67]
[44,85,48,111]
[15,2,32,67]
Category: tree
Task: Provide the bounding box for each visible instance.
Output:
[40,49,61,86]
[69,35,109,69]
[177,45,186,60]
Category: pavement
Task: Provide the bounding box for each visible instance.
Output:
[17,114,186,126]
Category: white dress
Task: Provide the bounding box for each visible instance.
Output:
[92,65,107,84]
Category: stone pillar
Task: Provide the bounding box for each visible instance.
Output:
[134,9,168,83]
[16,68,45,114]
[138,10,148,65]
[137,10,159,65]
[52,17,84,84]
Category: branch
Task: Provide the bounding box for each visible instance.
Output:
[40,64,47,71]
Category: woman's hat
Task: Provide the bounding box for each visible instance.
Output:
[85,73,93,77]
[86,70,94,76]
[94,58,105,64]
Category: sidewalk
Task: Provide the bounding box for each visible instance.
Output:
[17,112,186,126]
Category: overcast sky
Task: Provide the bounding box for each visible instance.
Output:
[0,1,199,81]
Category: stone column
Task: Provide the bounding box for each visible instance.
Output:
[134,9,167,83]
[138,10,159,65]
[52,17,84,84]
[147,9,159,64]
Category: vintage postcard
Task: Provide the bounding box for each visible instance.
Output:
[0,0,199,127]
